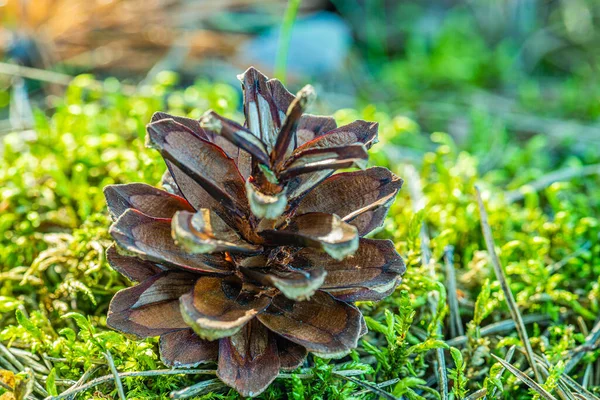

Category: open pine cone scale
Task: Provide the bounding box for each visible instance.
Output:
[104,67,405,397]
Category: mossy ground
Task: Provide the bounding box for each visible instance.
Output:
[2,6,600,399]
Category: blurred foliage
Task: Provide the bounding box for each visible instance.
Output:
[2,0,600,399]
[337,0,600,119]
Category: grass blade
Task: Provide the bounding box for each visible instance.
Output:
[446,314,549,347]
[274,0,302,83]
[564,318,600,375]
[444,245,464,338]
[517,349,598,400]
[475,186,543,384]
[491,355,557,400]
[505,164,600,203]
[103,351,125,400]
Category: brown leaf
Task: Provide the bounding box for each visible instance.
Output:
[172,209,261,255]
[109,209,233,274]
[276,336,307,371]
[261,213,359,261]
[287,120,379,200]
[107,272,195,338]
[200,110,270,165]
[279,144,369,179]
[104,183,194,220]
[151,112,208,139]
[257,291,362,357]
[217,319,280,398]
[295,115,337,148]
[164,163,212,210]
[263,267,326,301]
[152,112,244,165]
[271,85,315,167]
[159,329,218,368]
[106,244,164,283]
[179,276,271,340]
[293,239,405,302]
[239,67,283,150]
[164,161,251,237]
[266,77,295,122]
[295,167,403,236]
[240,265,327,301]
[147,118,249,217]
[296,120,379,151]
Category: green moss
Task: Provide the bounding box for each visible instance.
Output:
[1,66,600,399]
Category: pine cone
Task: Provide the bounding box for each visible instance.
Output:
[104,67,405,397]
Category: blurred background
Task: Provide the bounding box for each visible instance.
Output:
[1,0,600,170]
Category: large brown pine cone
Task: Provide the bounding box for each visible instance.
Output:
[104,67,405,397]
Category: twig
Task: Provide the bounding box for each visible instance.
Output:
[491,355,557,400]
[505,164,600,203]
[444,246,464,338]
[0,62,136,95]
[0,62,72,85]
[405,165,448,400]
[103,351,125,400]
[476,186,543,384]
